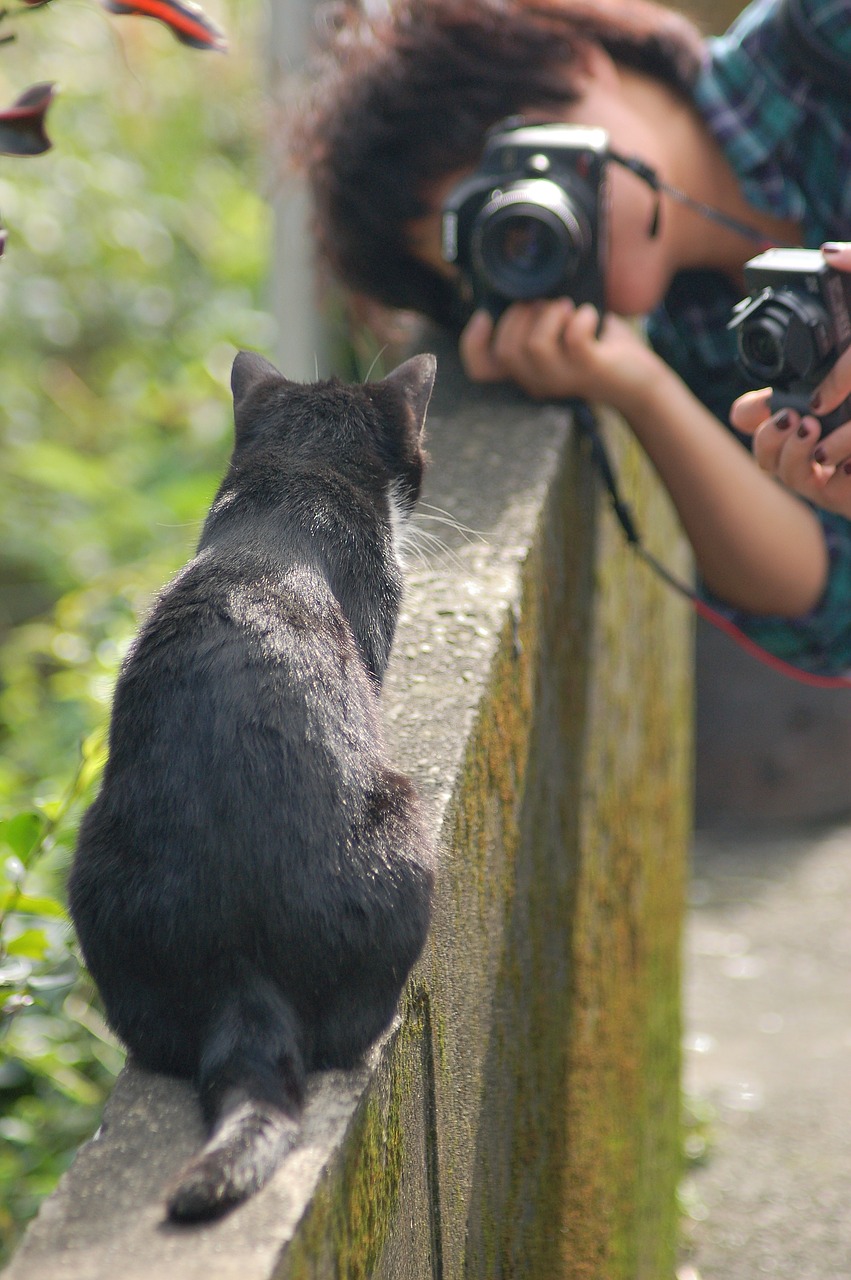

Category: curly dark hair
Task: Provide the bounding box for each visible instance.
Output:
[295,0,705,327]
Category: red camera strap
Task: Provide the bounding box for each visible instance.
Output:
[571,400,851,690]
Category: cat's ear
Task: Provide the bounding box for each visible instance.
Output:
[381,354,436,436]
[231,350,286,414]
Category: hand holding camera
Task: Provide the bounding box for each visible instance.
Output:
[458,296,662,410]
[730,244,851,517]
[443,118,663,407]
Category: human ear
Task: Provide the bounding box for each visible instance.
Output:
[568,40,623,95]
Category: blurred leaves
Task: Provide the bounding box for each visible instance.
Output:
[0,83,56,157]
[0,0,271,1260]
[99,0,228,52]
[0,730,114,1259]
[0,0,273,797]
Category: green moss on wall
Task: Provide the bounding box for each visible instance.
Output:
[281,406,691,1280]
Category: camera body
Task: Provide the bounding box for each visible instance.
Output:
[441,120,608,321]
[728,247,851,437]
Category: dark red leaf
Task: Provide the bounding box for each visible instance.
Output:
[98,0,228,52]
[0,82,56,156]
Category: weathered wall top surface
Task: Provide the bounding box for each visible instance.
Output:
[7,334,693,1280]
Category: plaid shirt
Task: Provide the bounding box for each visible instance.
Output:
[646,0,851,675]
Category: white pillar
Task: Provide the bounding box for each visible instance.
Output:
[266,0,332,380]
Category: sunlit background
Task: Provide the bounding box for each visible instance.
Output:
[0,0,751,1260]
[0,0,273,1255]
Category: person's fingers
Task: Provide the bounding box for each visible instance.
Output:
[459,309,505,382]
[729,387,773,434]
[524,298,575,368]
[775,415,823,491]
[752,408,800,472]
[490,301,546,370]
[809,419,851,470]
[566,303,601,347]
[818,458,851,512]
[821,242,851,270]
[809,342,851,417]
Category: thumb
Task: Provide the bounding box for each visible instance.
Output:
[729,387,772,435]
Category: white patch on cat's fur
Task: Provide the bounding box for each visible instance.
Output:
[387,480,411,572]
[210,489,237,517]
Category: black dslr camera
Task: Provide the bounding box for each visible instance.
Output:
[441,119,608,321]
[728,247,851,437]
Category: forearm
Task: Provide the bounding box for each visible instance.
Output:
[618,367,829,616]
[459,301,829,616]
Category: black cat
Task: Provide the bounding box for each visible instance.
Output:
[68,351,437,1222]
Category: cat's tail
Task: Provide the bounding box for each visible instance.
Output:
[165,977,306,1223]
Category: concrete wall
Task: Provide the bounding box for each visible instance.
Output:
[7,335,693,1280]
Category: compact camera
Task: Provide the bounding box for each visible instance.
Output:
[441,119,608,321]
[728,247,851,437]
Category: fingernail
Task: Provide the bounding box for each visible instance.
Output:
[810,393,822,412]
[772,409,792,430]
[821,242,845,255]
[797,423,810,438]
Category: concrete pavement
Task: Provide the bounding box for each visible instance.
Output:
[679,821,851,1279]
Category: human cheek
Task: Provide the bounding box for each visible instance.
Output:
[602,169,669,317]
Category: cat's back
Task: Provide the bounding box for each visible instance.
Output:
[70,352,438,1121]
[97,540,381,826]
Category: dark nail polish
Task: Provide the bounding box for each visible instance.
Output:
[773,409,792,430]
[814,446,828,463]
[810,393,822,412]
[797,423,810,439]
[844,461,851,475]
[822,242,844,255]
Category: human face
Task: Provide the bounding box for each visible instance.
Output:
[406,52,682,319]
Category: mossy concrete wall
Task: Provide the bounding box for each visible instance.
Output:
[7,335,692,1280]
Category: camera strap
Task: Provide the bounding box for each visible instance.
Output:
[605,149,781,251]
[571,399,851,689]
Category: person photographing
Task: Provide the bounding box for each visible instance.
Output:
[297,0,851,675]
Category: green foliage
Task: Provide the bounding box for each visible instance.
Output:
[0,0,273,1258]
[0,729,123,1253]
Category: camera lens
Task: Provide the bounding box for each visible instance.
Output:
[490,216,558,274]
[739,314,788,381]
[735,292,831,384]
[472,179,590,301]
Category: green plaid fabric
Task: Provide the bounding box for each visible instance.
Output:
[645,0,851,675]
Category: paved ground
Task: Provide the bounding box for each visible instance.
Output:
[679,821,851,1280]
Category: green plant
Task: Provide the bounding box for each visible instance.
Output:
[0,730,122,1255]
[0,0,272,1257]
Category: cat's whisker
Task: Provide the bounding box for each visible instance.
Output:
[397,527,435,566]
[413,511,487,545]
[363,344,389,383]
[418,500,476,523]
[399,541,431,571]
[401,523,468,574]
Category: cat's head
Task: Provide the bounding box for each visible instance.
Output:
[229,350,435,516]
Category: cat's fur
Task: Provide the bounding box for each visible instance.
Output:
[68,351,437,1222]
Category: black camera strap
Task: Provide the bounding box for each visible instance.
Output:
[571,399,851,689]
[605,149,782,250]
